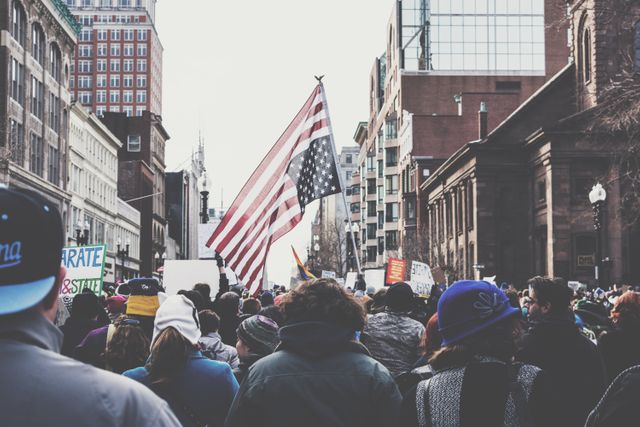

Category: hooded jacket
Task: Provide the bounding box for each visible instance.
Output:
[0,310,180,427]
[225,321,402,427]
[199,331,240,369]
[585,365,640,427]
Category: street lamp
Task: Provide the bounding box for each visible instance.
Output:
[75,220,90,246]
[200,172,210,224]
[117,238,130,282]
[589,183,607,288]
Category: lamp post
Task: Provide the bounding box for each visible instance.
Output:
[116,238,130,282]
[344,220,360,272]
[75,220,90,246]
[200,172,210,224]
[589,183,607,288]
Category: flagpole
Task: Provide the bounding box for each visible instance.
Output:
[317,79,363,275]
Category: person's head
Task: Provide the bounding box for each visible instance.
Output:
[370,287,388,313]
[198,309,220,335]
[386,282,414,312]
[193,283,211,302]
[218,291,241,317]
[432,280,522,369]
[106,295,127,317]
[242,298,262,316]
[104,316,150,374]
[260,290,275,307]
[236,315,279,359]
[0,188,66,324]
[258,305,284,327]
[147,295,201,384]
[281,278,366,332]
[527,276,572,321]
[177,289,205,312]
[71,292,101,321]
[611,291,640,328]
[366,286,376,297]
[420,313,442,359]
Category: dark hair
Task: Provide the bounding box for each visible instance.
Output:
[193,283,211,301]
[528,276,571,316]
[177,290,205,312]
[429,314,523,370]
[104,320,150,374]
[242,298,262,316]
[281,279,366,331]
[218,292,240,317]
[259,305,284,327]
[71,293,101,320]
[146,327,193,385]
[199,310,220,334]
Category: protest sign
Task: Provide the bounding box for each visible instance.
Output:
[385,258,407,285]
[345,272,358,289]
[409,261,435,296]
[60,245,107,296]
[321,270,337,279]
[364,269,386,290]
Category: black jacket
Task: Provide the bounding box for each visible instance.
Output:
[224,321,401,427]
[598,327,640,383]
[516,318,606,427]
[585,365,640,427]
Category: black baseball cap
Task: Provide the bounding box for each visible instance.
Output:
[0,188,64,315]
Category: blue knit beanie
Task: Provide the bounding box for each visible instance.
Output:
[438,280,520,346]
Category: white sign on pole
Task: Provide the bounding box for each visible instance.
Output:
[364,269,386,290]
[345,272,357,289]
[60,245,107,296]
[321,270,337,279]
[163,260,227,296]
[409,261,435,296]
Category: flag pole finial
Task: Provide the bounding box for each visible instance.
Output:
[314,75,325,83]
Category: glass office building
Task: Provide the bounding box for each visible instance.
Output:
[400,0,546,73]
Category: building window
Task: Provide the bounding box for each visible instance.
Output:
[385,147,398,167]
[9,119,25,166]
[466,180,474,230]
[80,29,92,42]
[136,75,147,88]
[378,160,383,178]
[97,59,107,72]
[97,74,107,88]
[32,24,45,65]
[78,60,92,73]
[367,246,377,263]
[96,90,107,103]
[386,203,399,223]
[136,107,144,116]
[367,201,376,217]
[378,211,384,228]
[137,29,147,41]
[111,29,120,41]
[378,237,385,255]
[537,180,547,204]
[346,154,353,164]
[123,59,134,72]
[351,202,360,213]
[78,76,92,89]
[50,44,62,82]
[137,59,147,72]
[110,59,120,72]
[48,145,59,185]
[136,90,147,103]
[124,29,134,41]
[495,81,521,92]
[367,179,376,195]
[127,135,141,152]
[110,106,120,112]
[11,1,27,47]
[123,75,133,88]
[385,119,397,139]
[110,44,121,56]
[406,198,416,220]
[123,90,133,103]
[137,43,147,56]
[378,185,384,204]
[385,231,398,250]
[30,77,44,120]
[124,44,134,56]
[82,0,92,6]
[110,75,120,87]
[123,106,133,117]
[97,44,107,57]
[10,57,24,106]
[367,155,375,171]
[49,94,60,133]
[367,224,377,238]
[352,185,360,195]
[29,133,44,177]
[98,30,107,41]
[96,106,106,117]
[109,90,120,103]
[78,91,92,104]
[583,29,591,82]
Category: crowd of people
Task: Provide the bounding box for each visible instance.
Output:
[3,187,640,426]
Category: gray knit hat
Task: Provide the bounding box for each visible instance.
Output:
[236,315,279,356]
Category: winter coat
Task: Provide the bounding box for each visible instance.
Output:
[0,310,180,427]
[225,321,402,427]
[232,354,263,384]
[199,332,239,369]
[597,327,640,383]
[516,317,606,427]
[361,310,425,377]
[124,350,239,427]
[74,324,109,368]
[60,316,101,357]
[585,365,640,427]
[399,357,555,427]
[218,314,241,347]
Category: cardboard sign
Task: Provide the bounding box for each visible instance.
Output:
[60,245,107,296]
[364,269,386,290]
[385,258,407,285]
[345,272,358,289]
[410,261,435,296]
[321,270,337,279]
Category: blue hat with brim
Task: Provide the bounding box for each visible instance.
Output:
[0,276,56,316]
[438,280,520,347]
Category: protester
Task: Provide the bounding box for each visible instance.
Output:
[233,314,279,382]
[106,295,127,322]
[104,317,150,374]
[585,365,640,427]
[240,298,262,318]
[216,291,242,346]
[260,290,275,307]
[259,304,284,326]
[124,295,239,427]
[225,278,401,427]
[517,276,606,427]
[367,287,388,314]
[193,283,215,311]
[361,282,425,377]
[198,309,239,369]
[177,289,206,312]
[0,188,180,426]
[60,292,107,357]
[598,290,640,382]
[400,280,554,427]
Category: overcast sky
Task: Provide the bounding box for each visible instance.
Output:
[156,1,393,286]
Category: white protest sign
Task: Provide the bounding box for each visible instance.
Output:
[321,270,337,279]
[410,261,435,296]
[60,245,107,296]
[345,272,358,289]
[163,260,221,296]
[335,278,345,287]
[364,269,386,290]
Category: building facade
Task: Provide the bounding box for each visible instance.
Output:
[101,110,168,276]
[420,0,640,286]
[1,0,78,228]
[66,0,162,116]
[355,0,570,269]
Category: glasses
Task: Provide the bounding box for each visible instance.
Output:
[119,318,141,327]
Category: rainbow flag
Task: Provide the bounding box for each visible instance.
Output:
[292,246,316,280]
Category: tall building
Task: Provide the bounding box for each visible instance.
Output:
[1,0,78,224]
[65,0,162,117]
[357,0,569,269]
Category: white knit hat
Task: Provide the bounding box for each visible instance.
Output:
[152,295,202,345]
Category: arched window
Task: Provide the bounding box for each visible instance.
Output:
[583,28,592,82]
[635,21,640,71]
[32,24,45,65]
[11,1,26,47]
[50,43,61,82]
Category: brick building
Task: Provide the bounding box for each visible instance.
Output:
[66,0,162,117]
[355,0,570,269]
[420,0,640,286]
[101,110,168,276]
[1,0,78,224]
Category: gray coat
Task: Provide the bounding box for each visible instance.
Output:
[0,310,180,427]
[361,311,425,377]
[199,332,240,369]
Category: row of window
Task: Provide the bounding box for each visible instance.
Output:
[67,0,144,8]
[95,105,145,117]
[77,14,144,26]
[9,125,60,186]
[78,43,147,57]
[80,28,148,42]
[73,74,148,89]
[75,58,147,73]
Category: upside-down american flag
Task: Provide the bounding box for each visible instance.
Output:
[206,84,342,295]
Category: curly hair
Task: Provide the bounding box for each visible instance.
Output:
[611,291,640,329]
[104,322,150,374]
[281,279,366,331]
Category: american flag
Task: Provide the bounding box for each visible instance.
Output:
[206,85,342,295]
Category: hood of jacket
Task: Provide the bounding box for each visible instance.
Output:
[277,321,369,359]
